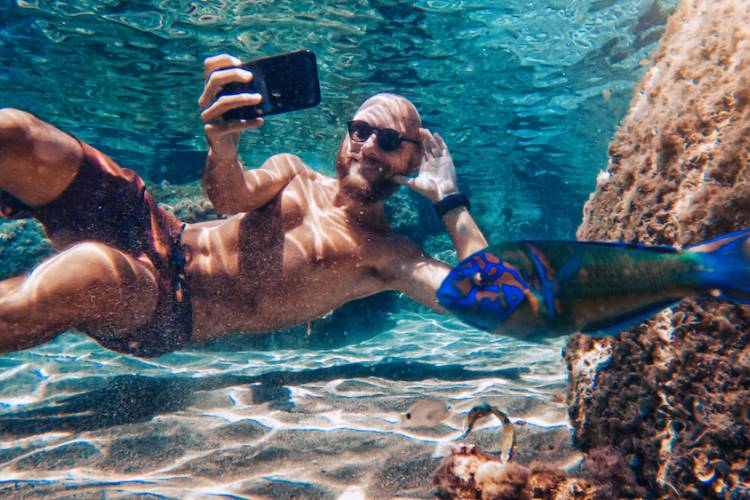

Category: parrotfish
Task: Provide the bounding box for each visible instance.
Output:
[437,229,750,339]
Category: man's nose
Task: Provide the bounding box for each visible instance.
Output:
[360,133,380,157]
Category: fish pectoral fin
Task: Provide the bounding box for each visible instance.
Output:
[580,298,681,337]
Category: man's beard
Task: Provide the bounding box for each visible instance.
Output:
[353,177,398,203]
[336,155,398,203]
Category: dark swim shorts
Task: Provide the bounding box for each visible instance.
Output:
[0,138,192,357]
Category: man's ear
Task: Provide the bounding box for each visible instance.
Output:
[407,145,423,173]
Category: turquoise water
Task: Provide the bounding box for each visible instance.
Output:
[0,0,675,497]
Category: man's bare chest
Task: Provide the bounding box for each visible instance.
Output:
[282,221,363,266]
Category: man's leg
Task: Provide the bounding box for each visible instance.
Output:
[0,108,81,207]
[0,242,159,352]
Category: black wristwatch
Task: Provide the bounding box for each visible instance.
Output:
[434,193,471,217]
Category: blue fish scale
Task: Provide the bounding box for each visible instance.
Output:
[468,252,529,321]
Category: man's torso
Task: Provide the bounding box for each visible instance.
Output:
[183,160,412,342]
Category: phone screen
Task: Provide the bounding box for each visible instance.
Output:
[219,50,321,121]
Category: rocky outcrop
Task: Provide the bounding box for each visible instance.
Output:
[566,0,750,497]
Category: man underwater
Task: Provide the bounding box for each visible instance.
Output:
[0,54,488,357]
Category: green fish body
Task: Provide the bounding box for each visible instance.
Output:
[437,230,750,339]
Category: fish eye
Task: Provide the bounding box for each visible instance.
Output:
[405,412,412,419]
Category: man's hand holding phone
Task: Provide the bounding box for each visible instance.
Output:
[199,50,320,163]
[199,54,264,163]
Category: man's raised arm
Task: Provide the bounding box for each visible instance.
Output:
[392,130,488,261]
[198,54,304,214]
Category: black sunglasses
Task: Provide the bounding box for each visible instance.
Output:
[347,120,420,152]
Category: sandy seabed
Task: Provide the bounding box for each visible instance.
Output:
[0,313,576,499]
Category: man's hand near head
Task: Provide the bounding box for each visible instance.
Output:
[392,129,488,260]
[391,129,460,203]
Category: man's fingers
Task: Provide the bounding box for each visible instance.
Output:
[434,132,447,153]
[420,129,448,158]
[201,93,262,122]
[223,118,264,134]
[204,118,264,138]
[419,128,434,153]
[199,67,254,110]
[427,131,441,157]
[390,174,415,188]
[421,133,433,157]
[203,54,242,80]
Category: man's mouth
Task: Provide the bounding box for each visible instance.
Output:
[350,158,389,178]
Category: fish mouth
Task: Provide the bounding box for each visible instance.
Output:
[438,255,529,333]
[436,271,466,310]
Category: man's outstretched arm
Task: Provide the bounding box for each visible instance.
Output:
[198,54,305,214]
[392,130,488,261]
[377,238,451,313]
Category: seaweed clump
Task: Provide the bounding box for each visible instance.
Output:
[433,444,643,499]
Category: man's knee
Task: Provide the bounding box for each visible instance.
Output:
[0,108,33,146]
[0,109,81,206]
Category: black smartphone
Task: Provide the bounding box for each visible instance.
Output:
[218,49,321,121]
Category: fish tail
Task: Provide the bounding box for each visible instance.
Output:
[688,229,750,304]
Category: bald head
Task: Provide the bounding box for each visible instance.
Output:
[353,93,421,137]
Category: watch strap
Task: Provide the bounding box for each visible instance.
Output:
[434,193,471,216]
